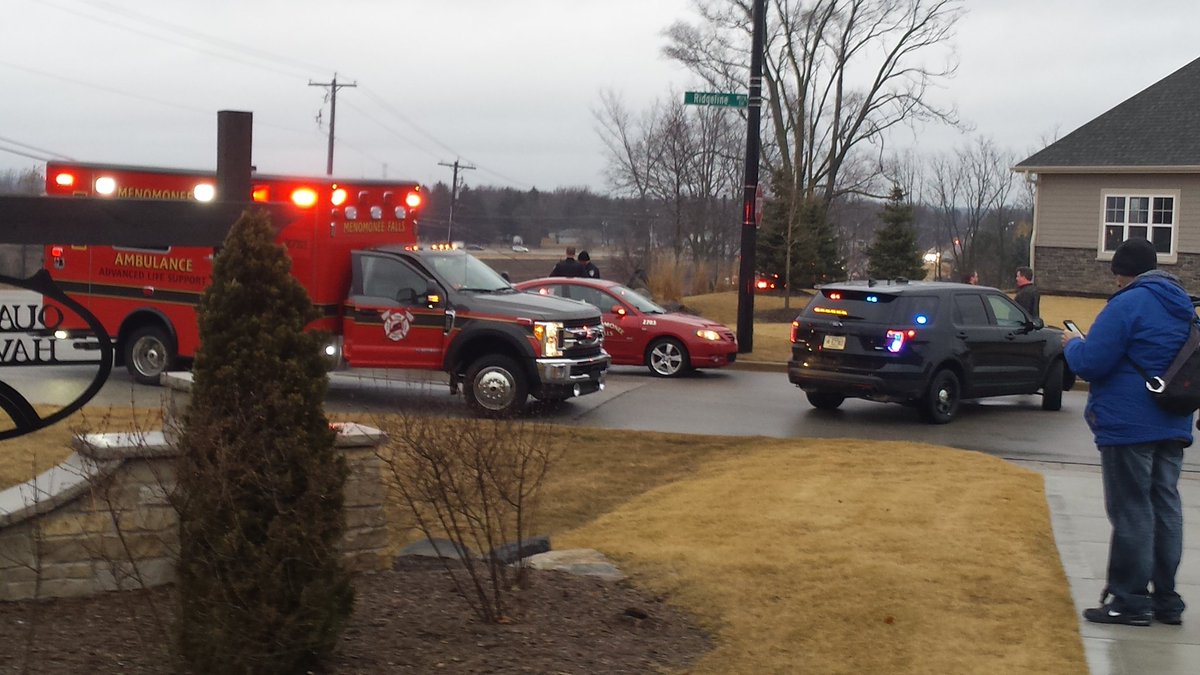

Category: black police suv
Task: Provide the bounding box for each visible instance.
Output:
[787,280,1072,423]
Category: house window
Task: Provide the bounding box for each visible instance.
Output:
[1102,192,1176,255]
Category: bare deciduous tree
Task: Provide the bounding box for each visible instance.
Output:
[595,90,742,288]
[665,0,963,291]
[927,136,1016,281]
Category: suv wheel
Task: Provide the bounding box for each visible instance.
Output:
[1042,359,1064,411]
[920,369,960,424]
[806,392,845,410]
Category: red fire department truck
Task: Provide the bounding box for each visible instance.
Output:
[42,161,609,417]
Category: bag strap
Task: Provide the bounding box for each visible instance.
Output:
[1127,320,1200,393]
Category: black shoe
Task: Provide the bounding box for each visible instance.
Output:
[1083,603,1152,626]
[1155,610,1183,626]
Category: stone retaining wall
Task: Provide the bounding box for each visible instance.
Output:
[0,423,388,601]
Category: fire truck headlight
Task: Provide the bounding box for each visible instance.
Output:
[696,329,722,341]
[94,176,116,195]
[193,183,215,202]
[533,321,563,358]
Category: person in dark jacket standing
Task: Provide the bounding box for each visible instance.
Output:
[578,250,600,279]
[1014,266,1040,318]
[550,246,584,277]
[1063,237,1192,626]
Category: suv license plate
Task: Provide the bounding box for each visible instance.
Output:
[822,335,846,350]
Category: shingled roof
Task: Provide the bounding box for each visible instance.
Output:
[1015,56,1200,171]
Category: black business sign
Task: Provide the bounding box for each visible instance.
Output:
[0,270,113,441]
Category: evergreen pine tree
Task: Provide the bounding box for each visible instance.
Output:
[866,186,926,281]
[756,176,845,289]
[792,196,845,288]
[175,210,351,674]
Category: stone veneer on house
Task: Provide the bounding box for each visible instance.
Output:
[1034,246,1200,296]
[0,423,389,602]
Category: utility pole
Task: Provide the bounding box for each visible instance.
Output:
[438,159,475,241]
[309,73,357,176]
[736,0,766,354]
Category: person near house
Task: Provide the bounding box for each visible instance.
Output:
[962,270,979,285]
[578,250,600,279]
[1014,266,1040,317]
[550,246,584,277]
[1061,237,1191,627]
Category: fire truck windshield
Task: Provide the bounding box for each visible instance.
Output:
[425,252,511,292]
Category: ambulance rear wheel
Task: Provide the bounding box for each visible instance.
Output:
[464,354,528,418]
[124,325,175,386]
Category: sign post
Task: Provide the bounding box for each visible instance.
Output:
[736,0,767,354]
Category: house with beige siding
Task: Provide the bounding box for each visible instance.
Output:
[1014,57,1200,295]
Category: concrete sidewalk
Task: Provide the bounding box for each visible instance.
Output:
[1026,462,1200,674]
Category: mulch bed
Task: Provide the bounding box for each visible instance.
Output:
[0,557,711,674]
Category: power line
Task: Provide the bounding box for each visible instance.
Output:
[34,0,319,79]
[0,144,53,162]
[18,1,540,187]
[358,87,535,189]
[0,134,73,161]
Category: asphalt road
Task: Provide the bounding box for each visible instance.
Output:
[1,286,1194,473]
[8,360,1198,474]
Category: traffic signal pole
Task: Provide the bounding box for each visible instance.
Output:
[736,0,766,354]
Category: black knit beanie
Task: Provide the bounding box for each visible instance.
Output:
[1110,238,1157,276]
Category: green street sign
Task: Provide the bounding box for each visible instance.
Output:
[684,91,748,108]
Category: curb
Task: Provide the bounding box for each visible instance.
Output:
[729,359,786,373]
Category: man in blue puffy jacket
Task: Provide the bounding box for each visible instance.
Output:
[1063,237,1192,626]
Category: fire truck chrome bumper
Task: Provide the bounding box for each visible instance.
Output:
[536,353,610,387]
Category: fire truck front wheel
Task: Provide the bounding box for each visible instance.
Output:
[464,354,528,418]
[124,325,176,386]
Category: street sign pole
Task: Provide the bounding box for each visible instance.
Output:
[736,0,766,354]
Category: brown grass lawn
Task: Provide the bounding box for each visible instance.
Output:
[2,408,1087,673]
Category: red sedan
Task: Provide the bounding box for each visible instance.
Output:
[515,277,739,377]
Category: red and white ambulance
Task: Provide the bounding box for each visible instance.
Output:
[42,162,608,416]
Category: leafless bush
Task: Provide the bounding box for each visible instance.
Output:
[647,251,685,303]
[376,410,564,623]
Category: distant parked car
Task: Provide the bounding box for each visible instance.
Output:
[466,243,486,250]
[511,245,530,252]
[787,280,1073,423]
[755,272,783,291]
[515,277,738,377]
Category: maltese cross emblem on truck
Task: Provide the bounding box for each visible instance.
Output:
[382,308,414,341]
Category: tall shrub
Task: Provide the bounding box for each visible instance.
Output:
[174,210,351,674]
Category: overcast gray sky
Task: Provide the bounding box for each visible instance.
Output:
[2,0,1198,192]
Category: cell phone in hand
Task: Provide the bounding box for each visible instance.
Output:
[1063,319,1083,336]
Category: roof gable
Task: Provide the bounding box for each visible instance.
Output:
[1016,56,1200,170]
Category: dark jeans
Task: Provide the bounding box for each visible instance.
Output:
[1099,441,1186,615]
